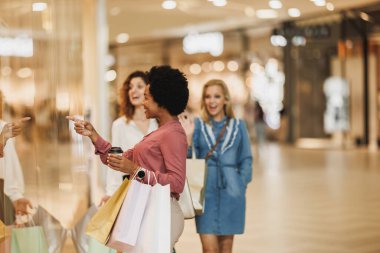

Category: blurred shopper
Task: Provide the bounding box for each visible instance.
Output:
[180,79,252,253]
[68,65,189,249]
[0,116,32,224]
[100,70,158,204]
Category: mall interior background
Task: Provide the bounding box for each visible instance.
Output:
[0,0,380,252]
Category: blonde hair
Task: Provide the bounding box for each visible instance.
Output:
[200,79,235,124]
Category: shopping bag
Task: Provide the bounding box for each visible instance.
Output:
[181,147,207,215]
[11,226,49,253]
[71,204,98,253]
[88,237,116,253]
[0,230,11,253]
[126,181,171,253]
[0,220,11,253]
[177,179,195,219]
[0,220,10,241]
[86,178,131,244]
[32,206,67,253]
[107,177,151,251]
[72,205,116,253]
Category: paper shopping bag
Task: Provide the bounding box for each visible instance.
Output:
[107,179,151,251]
[178,179,195,219]
[126,183,171,253]
[0,220,11,253]
[32,206,67,253]
[185,155,207,215]
[11,226,48,253]
[88,237,116,253]
[71,204,98,253]
[0,220,10,241]
[86,178,131,244]
[0,233,11,253]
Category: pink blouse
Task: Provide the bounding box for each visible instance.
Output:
[94,120,187,198]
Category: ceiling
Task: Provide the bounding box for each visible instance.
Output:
[0,0,379,44]
[107,0,380,44]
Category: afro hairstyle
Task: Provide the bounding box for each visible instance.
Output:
[147,65,189,116]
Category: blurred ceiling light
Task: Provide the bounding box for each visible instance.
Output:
[326,2,334,11]
[269,0,282,9]
[212,0,227,7]
[17,68,33,78]
[189,64,202,75]
[162,0,177,10]
[0,36,33,57]
[256,9,278,19]
[227,61,239,72]
[105,70,117,82]
[201,62,212,72]
[288,8,301,17]
[183,32,223,56]
[313,0,326,7]
[116,33,129,43]
[1,67,12,76]
[105,54,116,67]
[213,61,225,72]
[244,7,255,17]
[249,62,263,73]
[32,2,47,12]
[360,12,370,21]
[292,36,306,46]
[270,35,287,47]
[110,7,121,16]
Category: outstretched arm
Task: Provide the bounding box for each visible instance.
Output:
[0,117,31,157]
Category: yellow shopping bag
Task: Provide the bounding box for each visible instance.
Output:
[0,220,10,241]
[86,178,131,244]
[0,220,11,253]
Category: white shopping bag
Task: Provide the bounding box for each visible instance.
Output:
[107,176,152,251]
[126,173,171,253]
[178,179,195,219]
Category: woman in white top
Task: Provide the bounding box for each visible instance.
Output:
[0,117,31,224]
[101,70,158,201]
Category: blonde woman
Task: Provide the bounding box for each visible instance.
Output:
[180,79,252,253]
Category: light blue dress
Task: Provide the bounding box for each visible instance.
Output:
[190,116,253,235]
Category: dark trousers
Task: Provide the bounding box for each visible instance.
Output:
[0,179,15,225]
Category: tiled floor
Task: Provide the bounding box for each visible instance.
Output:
[175,144,380,253]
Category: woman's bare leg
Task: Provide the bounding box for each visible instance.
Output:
[200,234,219,253]
[218,235,234,253]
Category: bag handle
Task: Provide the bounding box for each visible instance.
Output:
[146,170,158,185]
[205,118,229,160]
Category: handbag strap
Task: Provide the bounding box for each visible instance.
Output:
[205,118,229,160]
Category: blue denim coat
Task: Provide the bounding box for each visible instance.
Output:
[190,117,253,235]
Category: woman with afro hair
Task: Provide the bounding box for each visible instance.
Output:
[100,70,158,204]
[67,65,189,249]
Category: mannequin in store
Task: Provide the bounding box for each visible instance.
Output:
[0,96,32,224]
[179,79,253,253]
[68,65,189,250]
[100,70,158,204]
